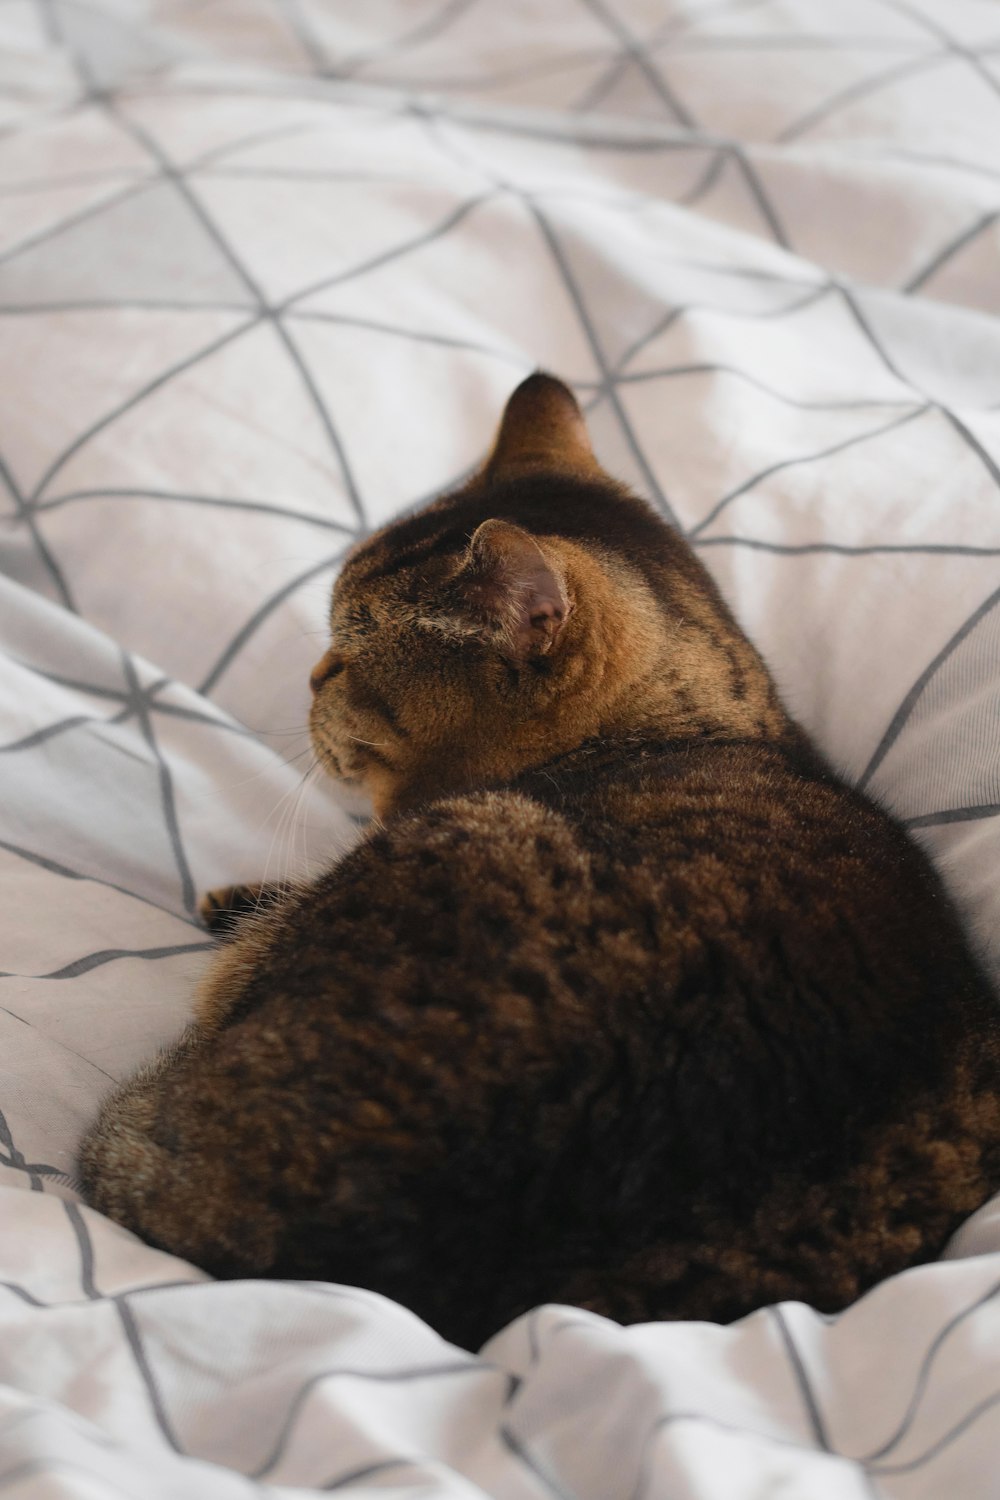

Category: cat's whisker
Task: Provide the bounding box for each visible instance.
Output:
[186,751,314,806]
[278,775,312,884]
[245,725,312,738]
[294,760,322,882]
[345,734,389,749]
[271,760,322,898]
[257,768,315,895]
[281,763,313,886]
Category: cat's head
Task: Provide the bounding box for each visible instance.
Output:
[308,373,784,815]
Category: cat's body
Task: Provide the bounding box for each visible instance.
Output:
[80,375,1000,1349]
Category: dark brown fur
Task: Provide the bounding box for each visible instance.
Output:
[79,374,1000,1349]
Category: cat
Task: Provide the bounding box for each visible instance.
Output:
[79,372,1000,1350]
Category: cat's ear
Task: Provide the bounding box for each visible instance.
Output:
[458,518,571,660]
[484,372,599,483]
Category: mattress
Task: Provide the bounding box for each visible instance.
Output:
[1,0,999,1495]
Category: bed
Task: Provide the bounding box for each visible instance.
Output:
[2,0,1000,1494]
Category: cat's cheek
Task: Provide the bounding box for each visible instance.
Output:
[364,766,400,820]
[308,700,342,774]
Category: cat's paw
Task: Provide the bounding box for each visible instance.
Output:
[199,883,268,935]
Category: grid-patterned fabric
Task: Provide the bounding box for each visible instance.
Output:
[1,2,1000,1497]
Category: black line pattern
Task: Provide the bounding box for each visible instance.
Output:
[687,404,930,539]
[906,802,1000,829]
[63,1200,99,1298]
[250,1359,507,1479]
[1,1,1000,1498]
[113,1299,186,1455]
[768,1305,832,1452]
[856,1274,1000,1463]
[858,583,1000,791]
[0,941,216,982]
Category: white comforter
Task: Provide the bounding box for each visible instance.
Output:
[2,1,999,1495]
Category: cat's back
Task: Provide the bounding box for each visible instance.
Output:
[252,732,995,1141]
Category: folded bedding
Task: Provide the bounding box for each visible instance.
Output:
[1,0,999,1495]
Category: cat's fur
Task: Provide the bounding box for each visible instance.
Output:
[80,373,1000,1350]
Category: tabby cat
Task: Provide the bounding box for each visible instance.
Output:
[80,373,1000,1350]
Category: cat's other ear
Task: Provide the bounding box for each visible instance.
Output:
[484,372,599,483]
[458,518,571,660]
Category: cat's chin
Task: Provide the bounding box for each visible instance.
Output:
[311,740,355,787]
[311,738,382,815]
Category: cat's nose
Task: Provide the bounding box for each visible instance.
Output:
[309,649,345,693]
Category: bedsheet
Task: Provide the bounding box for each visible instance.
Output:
[1,0,1000,1495]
